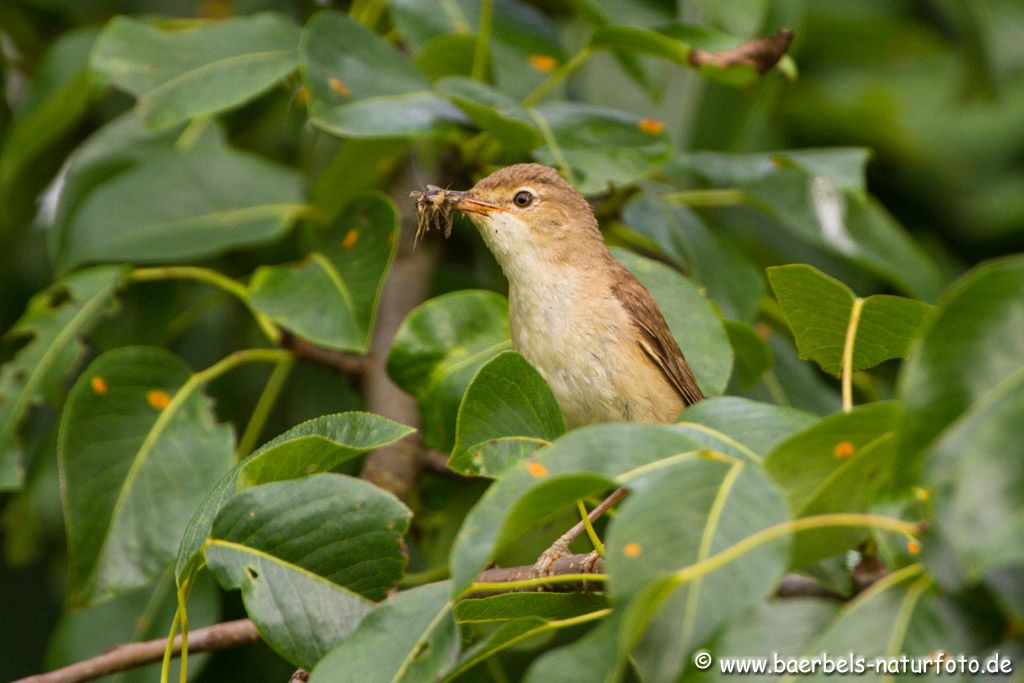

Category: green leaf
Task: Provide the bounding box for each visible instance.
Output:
[176,412,414,584]
[60,347,235,605]
[90,14,300,129]
[607,456,789,681]
[523,614,621,683]
[445,616,560,680]
[768,264,935,376]
[309,91,467,139]
[301,11,464,139]
[672,148,871,191]
[531,102,672,195]
[706,599,841,683]
[206,473,409,667]
[899,256,1024,472]
[724,320,773,388]
[675,396,817,462]
[924,371,1024,582]
[43,112,223,264]
[249,193,398,352]
[794,567,978,668]
[388,290,512,451]
[455,593,606,623]
[436,77,541,150]
[414,34,476,81]
[449,423,706,594]
[622,193,765,320]
[0,27,99,232]
[310,582,459,683]
[59,144,306,271]
[613,248,733,397]
[0,267,125,490]
[450,351,565,477]
[765,402,902,564]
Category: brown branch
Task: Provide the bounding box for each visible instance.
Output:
[279,330,367,376]
[12,619,259,683]
[471,553,607,597]
[689,28,794,74]
[774,573,844,601]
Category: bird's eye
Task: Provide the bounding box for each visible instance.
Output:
[513,190,535,208]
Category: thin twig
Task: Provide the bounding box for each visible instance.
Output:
[279,331,367,376]
[13,619,259,683]
[689,28,795,73]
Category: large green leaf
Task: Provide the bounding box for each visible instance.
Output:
[435,77,541,150]
[310,582,459,683]
[43,112,224,264]
[793,567,980,672]
[622,193,764,320]
[449,423,706,594]
[0,28,98,232]
[90,14,300,129]
[522,615,621,683]
[676,396,817,462]
[531,102,672,195]
[59,144,306,271]
[176,412,414,584]
[765,403,903,565]
[724,320,773,388]
[768,264,935,376]
[60,347,235,605]
[613,248,733,396]
[205,474,409,667]
[898,256,1024,474]
[387,290,512,451]
[454,593,606,624]
[607,456,790,682]
[703,599,840,683]
[0,267,125,490]
[301,11,464,138]
[924,371,1024,583]
[249,193,398,352]
[450,351,564,477]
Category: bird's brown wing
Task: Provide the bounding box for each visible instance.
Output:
[611,274,705,407]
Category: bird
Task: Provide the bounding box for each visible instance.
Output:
[443,163,704,428]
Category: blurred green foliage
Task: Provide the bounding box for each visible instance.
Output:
[1,0,1023,680]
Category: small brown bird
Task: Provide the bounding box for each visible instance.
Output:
[442,163,703,427]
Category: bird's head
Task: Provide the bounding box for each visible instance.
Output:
[448,163,602,270]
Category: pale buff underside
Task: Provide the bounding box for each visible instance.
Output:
[476,211,685,428]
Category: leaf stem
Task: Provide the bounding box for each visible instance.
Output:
[526,108,572,180]
[578,500,605,556]
[671,513,920,589]
[471,0,493,81]
[160,608,181,683]
[522,46,593,106]
[129,266,280,343]
[235,354,295,460]
[463,573,609,596]
[842,297,864,413]
[177,582,190,683]
[662,189,747,207]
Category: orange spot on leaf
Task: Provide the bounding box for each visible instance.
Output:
[342,229,359,250]
[754,323,772,340]
[623,542,641,557]
[833,441,855,458]
[528,54,558,73]
[296,86,310,105]
[907,540,921,555]
[90,376,108,395]
[638,118,664,134]
[526,461,548,478]
[913,487,930,502]
[147,390,171,410]
[329,77,351,97]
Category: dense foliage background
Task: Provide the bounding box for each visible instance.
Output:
[2,0,1023,681]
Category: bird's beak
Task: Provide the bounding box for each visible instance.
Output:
[447,191,503,216]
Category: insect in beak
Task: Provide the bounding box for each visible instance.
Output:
[409,186,502,244]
